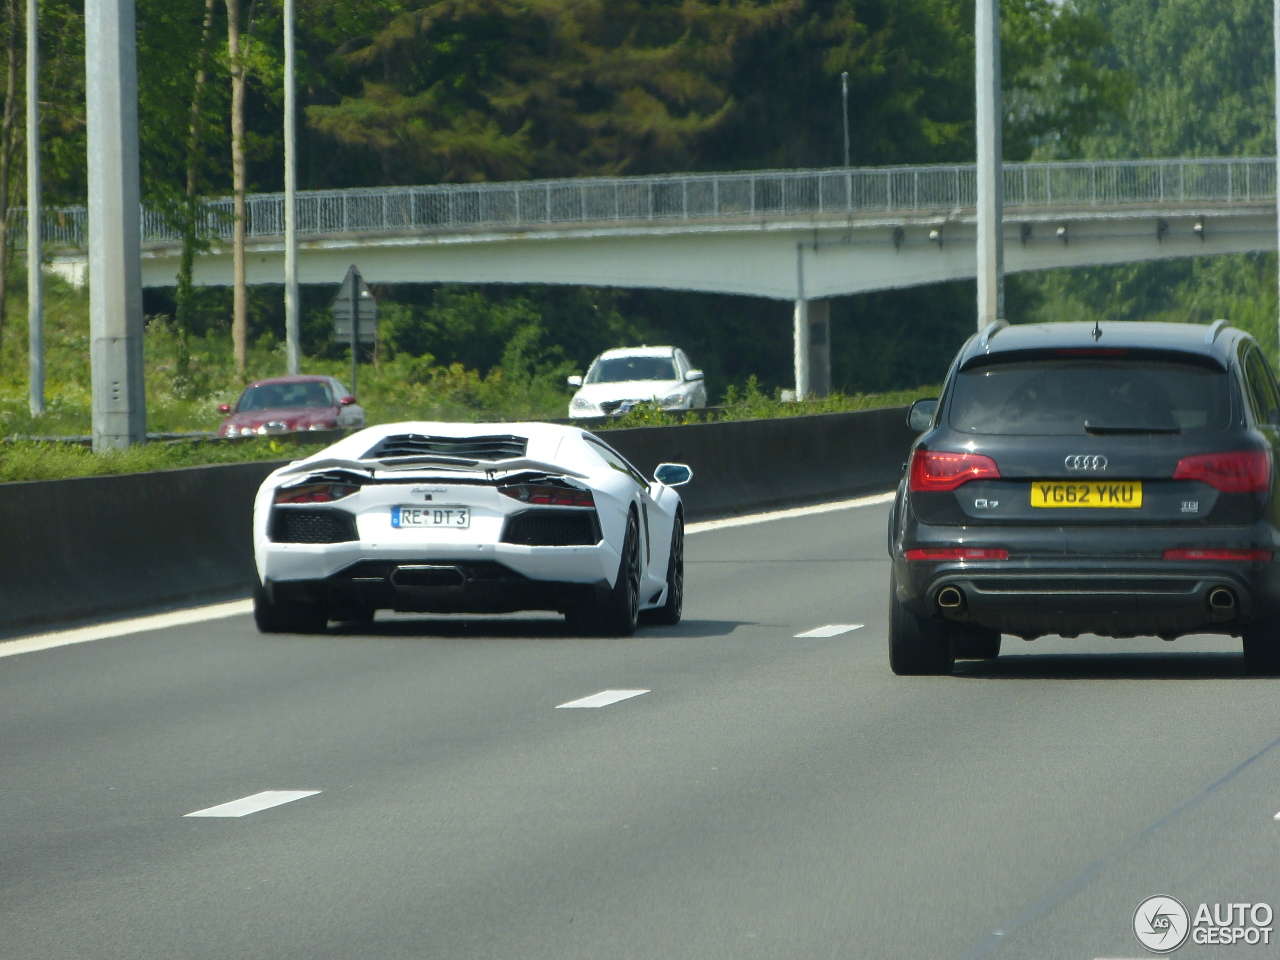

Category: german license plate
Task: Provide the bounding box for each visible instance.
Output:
[1031,481,1142,508]
[391,505,470,528]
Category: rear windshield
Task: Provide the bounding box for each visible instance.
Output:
[948,360,1232,436]
[587,356,677,383]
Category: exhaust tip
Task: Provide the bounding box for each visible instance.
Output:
[1208,587,1236,611]
[937,586,965,609]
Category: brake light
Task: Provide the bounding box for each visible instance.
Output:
[1172,450,1271,493]
[909,449,1001,492]
[498,483,595,507]
[1162,548,1272,562]
[905,547,1009,561]
[274,483,359,504]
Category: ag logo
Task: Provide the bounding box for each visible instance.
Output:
[1134,896,1190,953]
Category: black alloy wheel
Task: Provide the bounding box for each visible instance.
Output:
[600,511,642,636]
[642,513,684,626]
[253,582,328,635]
[887,571,956,676]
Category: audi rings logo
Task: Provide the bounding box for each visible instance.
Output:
[1065,454,1108,471]
[1134,896,1190,953]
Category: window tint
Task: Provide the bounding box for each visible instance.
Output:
[1243,347,1280,427]
[585,437,647,486]
[948,360,1231,436]
[237,381,333,412]
[587,356,677,383]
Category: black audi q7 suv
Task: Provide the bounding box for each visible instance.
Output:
[888,320,1280,676]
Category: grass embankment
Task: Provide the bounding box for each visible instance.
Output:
[0,279,935,481]
[0,437,330,483]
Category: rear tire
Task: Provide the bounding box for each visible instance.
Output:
[600,512,642,637]
[888,573,955,676]
[253,582,328,635]
[641,514,683,626]
[953,626,1001,660]
[1242,622,1280,676]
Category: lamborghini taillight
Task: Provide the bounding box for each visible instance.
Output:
[498,483,595,507]
[274,483,359,504]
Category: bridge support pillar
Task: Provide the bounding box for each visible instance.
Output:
[793,298,831,399]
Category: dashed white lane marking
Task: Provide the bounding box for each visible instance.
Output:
[794,624,865,638]
[556,689,650,709]
[686,492,894,534]
[0,600,255,660]
[1273,810,1280,820]
[184,790,321,818]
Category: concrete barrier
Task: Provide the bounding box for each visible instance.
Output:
[0,460,289,635]
[600,406,914,519]
[0,407,915,633]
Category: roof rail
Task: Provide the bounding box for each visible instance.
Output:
[1205,319,1229,344]
[978,319,1009,349]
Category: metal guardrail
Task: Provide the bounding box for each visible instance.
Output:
[16,156,1278,251]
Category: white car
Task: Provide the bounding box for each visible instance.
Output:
[567,346,707,418]
[252,421,692,636]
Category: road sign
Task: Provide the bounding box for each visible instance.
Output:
[331,265,377,343]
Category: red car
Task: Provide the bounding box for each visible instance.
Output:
[217,375,367,438]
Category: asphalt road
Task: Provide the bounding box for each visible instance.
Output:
[4,499,1280,960]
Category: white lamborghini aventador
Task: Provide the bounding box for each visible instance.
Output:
[252,421,692,635]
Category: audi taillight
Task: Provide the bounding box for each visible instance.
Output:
[1162,548,1272,562]
[274,483,359,504]
[498,483,595,507]
[909,449,1002,492]
[905,547,1009,561]
[1172,450,1271,493]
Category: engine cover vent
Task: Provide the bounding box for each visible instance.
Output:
[363,434,528,461]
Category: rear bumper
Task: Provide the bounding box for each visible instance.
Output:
[266,558,611,614]
[258,537,619,587]
[895,517,1280,638]
[918,568,1255,639]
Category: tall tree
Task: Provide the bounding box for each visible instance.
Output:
[228,0,247,371]
[174,0,218,340]
[0,0,20,338]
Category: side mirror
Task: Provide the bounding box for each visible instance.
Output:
[654,462,693,487]
[218,403,232,414]
[567,375,584,387]
[684,369,704,382]
[907,398,939,433]
[340,396,357,406]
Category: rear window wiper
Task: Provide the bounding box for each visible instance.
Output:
[1083,422,1182,435]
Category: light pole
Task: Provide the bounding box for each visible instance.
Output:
[86,0,145,450]
[1274,0,1280,357]
[26,0,42,416]
[975,0,1004,330]
[283,0,299,374]
[841,70,850,169]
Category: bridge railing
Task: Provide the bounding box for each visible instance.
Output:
[16,157,1278,250]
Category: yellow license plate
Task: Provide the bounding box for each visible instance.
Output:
[1031,481,1142,508]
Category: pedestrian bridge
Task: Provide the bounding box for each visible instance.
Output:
[37,156,1278,302]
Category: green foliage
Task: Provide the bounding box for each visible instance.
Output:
[1009,0,1280,363]
[0,437,324,483]
[599,376,938,429]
